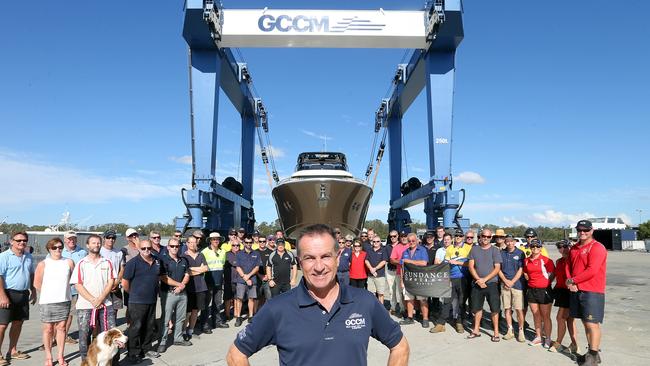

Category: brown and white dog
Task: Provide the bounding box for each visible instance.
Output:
[80,328,128,366]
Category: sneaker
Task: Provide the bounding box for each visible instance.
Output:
[517,329,526,343]
[173,340,193,347]
[421,320,430,328]
[157,345,166,354]
[543,338,552,349]
[503,329,515,340]
[399,318,415,325]
[235,317,243,327]
[65,336,78,344]
[429,324,446,333]
[569,343,579,354]
[145,350,161,358]
[455,322,464,334]
[201,327,213,334]
[529,336,542,346]
[248,316,254,324]
[215,322,230,329]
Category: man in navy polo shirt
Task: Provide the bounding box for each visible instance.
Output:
[364,237,387,304]
[336,236,352,286]
[234,235,262,327]
[122,239,162,363]
[399,233,430,327]
[226,224,409,366]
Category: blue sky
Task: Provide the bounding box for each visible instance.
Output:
[1,0,648,229]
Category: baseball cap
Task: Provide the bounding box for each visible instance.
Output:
[530,239,542,246]
[576,220,593,230]
[229,228,237,235]
[252,230,260,236]
[425,230,435,236]
[276,240,286,246]
[345,234,354,241]
[192,230,204,238]
[399,230,408,237]
[494,229,506,237]
[209,232,221,239]
[237,227,246,233]
[454,228,464,236]
[103,230,116,239]
[64,231,77,239]
[125,228,138,237]
[505,234,515,239]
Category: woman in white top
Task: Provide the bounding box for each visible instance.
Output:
[34,238,74,366]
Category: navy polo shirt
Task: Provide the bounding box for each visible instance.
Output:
[123,255,161,305]
[235,250,262,285]
[500,248,525,290]
[401,245,428,264]
[159,254,190,292]
[234,278,403,365]
[365,247,388,277]
[337,247,352,272]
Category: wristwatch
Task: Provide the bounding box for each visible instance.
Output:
[565,278,575,286]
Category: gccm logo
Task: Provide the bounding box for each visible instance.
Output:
[258,15,329,32]
[345,318,366,326]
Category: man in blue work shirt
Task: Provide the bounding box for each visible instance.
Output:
[399,233,430,327]
[336,236,352,286]
[226,224,409,366]
[61,231,87,345]
[234,236,262,327]
[0,231,36,363]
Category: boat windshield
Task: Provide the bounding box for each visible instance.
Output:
[296,152,348,171]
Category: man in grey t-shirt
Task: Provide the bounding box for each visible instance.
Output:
[467,228,502,341]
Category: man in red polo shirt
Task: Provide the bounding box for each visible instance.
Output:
[565,220,607,366]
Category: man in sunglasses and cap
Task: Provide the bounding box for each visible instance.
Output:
[444,228,472,333]
[100,230,125,325]
[566,220,607,366]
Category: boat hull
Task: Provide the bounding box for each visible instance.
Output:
[272,178,373,239]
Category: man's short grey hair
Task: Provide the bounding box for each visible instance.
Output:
[149,230,160,237]
[296,224,339,258]
[168,237,180,246]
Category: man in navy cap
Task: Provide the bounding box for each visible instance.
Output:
[226,224,409,365]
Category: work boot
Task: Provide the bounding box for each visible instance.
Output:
[455,322,464,334]
[579,352,600,366]
[234,317,243,327]
[429,324,446,333]
[399,318,414,325]
[503,329,515,340]
[577,351,601,365]
[421,320,430,328]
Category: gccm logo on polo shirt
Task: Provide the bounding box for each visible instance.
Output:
[345,313,366,330]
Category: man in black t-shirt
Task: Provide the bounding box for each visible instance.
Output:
[266,241,297,297]
[255,236,273,307]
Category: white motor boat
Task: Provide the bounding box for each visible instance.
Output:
[272,152,373,239]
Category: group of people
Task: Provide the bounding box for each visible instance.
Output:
[0,218,607,366]
[0,227,299,365]
[354,221,606,366]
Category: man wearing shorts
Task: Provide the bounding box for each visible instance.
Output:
[467,229,502,341]
[399,233,429,328]
[61,231,87,344]
[498,235,525,342]
[181,236,208,338]
[566,220,607,366]
[234,235,262,327]
[364,236,387,303]
[100,230,125,322]
[0,231,36,364]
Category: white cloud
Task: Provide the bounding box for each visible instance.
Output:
[0,152,181,207]
[502,216,529,227]
[170,155,192,165]
[301,129,333,141]
[455,171,485,184]
[255,145,286,159]
[530,210,596,226]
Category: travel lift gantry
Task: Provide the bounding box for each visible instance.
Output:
[175,0,470,237]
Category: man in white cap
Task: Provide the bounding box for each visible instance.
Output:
[61,231,86,344]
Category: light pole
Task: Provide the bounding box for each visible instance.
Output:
[637,209,643,226]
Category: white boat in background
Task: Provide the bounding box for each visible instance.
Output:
[587,217,627,230]
[272,152,372,239]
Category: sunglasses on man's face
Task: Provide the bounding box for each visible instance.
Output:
[168,245,180,249]
[51,245,64,250]
[556,244,569,249]
[577,229,591,233]
[530,245,542,249]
